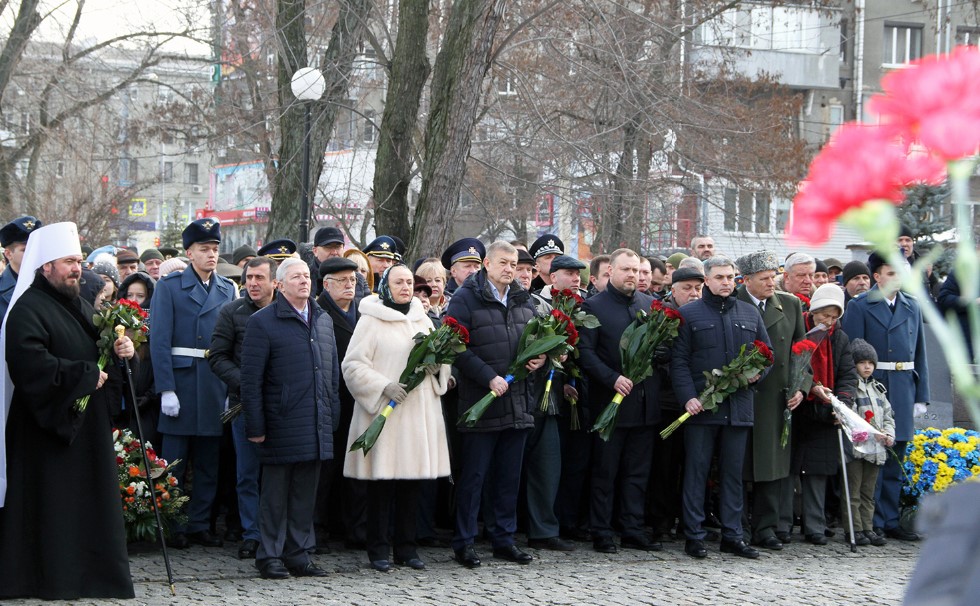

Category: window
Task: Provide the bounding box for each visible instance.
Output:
[162,161,174,183]
[129,85,138,101]
[723,187,772,233]
[56,160,65,178]
[362,110,376,144]
[700,6,822,52]
[884,24,923,66]
[185,163,199,185]
[839,18,848,62]
[130,159,139,182]
[827,103,844,140]
[157,84,174,103]
[15,159,28,178]
[20,112,30,136]
[956,27,980,48]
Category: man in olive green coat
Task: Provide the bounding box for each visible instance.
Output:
[735,251,809,550]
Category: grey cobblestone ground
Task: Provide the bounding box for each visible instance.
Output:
[9,533,919,605]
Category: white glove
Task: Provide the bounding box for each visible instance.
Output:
[162,391,180,417]
[223,397,230,412]
[913,402,928,418]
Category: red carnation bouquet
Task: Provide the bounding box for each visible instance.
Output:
[350,316,469,454]
[660,340,774,439]
[781,326,828,447]
[75,299,149,412]
[591,300,682,441]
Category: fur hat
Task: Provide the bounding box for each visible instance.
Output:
[849,338,878,365]
[735,251,779,276]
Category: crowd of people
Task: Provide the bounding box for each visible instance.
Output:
[0,214,971,599]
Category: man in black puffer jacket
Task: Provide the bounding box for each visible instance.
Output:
[672,255,771,561]
[447,241,545,569]
[241,258,340,580]
[579,248,661,554]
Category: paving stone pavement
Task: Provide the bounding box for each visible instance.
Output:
[7,532,920,605]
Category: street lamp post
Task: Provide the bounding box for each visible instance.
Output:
[290,67,326,243]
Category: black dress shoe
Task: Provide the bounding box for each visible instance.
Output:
[806,533,828,545]
[560,526,592,542]
[864,530,887,546]
[169,533,189,549]
[258,559,290,579]
[720,539,759,559]
[493,544,533,564]
[685,539,707,559]
[394,557,426,570]
[593,536,617,554]
[528,537,576,552]
[775,532,793,544]
[620,535,663,552]
[370,559,391,572]
[187,530,223,547]
[290,562,328,577]
[238,539,259,559]
[454,545,481,568]
[755,536,783,550]
[884,527,920,541]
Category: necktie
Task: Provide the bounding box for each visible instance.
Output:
[758,301,765,314]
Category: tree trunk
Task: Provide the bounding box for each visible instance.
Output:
[372,0,430,240]
[409,0,507,261]
[268,0,369,242]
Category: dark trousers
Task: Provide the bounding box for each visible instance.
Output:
[231,415,261,541]
[648,416,686,535]
[315,457,367,545]
[842,460,880,533]
[751,475,793,541]
[556,417,592,532]
[256,460,320,568]
[874,439,908,530]
[590,426,655,540]
[800,472,830,536]
[163,434,221,534]
[525,416,561,540]
[366,479,421,562]
[452,428,529,550]
[683,424,749,542]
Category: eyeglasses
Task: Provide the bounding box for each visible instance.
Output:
[325,276,358,285]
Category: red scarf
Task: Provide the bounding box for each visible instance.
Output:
[805,314,835,397]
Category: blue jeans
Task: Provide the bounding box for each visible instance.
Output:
[232,415,261,541]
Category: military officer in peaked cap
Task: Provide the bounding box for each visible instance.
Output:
[529,234,564,293]
[150,218,237,549]
[258,239,298,260]
[0,216,42,321]
[441,238,486,296]
[363,235,399,289]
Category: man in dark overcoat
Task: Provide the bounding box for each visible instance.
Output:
[579,248,661,554]
[241,258,340,579]
[0,222,136,599]
[314,256,366,547]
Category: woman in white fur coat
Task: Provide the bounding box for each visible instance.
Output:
[342,264,451,572]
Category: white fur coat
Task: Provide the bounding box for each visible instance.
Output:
[342,295,451,480]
